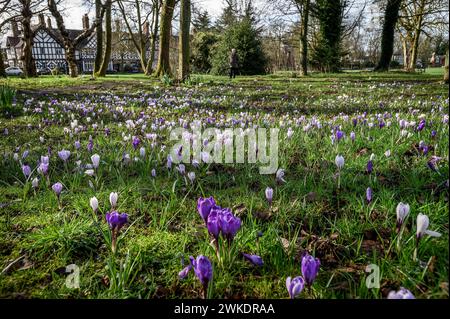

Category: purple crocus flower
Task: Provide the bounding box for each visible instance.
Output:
[286,276,305,299]
[105,127,110,136]
[242,253,263,266]
[265,187,273,205]
[387,287,415,299]
[105,211,129,231]
[206,208,221,240]
[367,160,373,173]
[197,196,216,224]
[190,255,213,296]
[178,264,192,279]
[74,141,81,150]
[52,182,63,196]
[417,120,425,131]
[58,149,70,161]
[350,131,355,141]
[301,253,320,287]
[38,162,49,175]
[366,187,372,203]
[336,130,344,141]
[87,137,93,152]
[219,208,241,242]
[22,165,31,178]
[431,130,437,138]
[132,136,140,150]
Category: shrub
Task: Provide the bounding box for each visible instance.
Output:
[0,85,21,117]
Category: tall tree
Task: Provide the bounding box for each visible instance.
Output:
[311,0,345,72]
[154,0,175,77]
[118,0,161,75]
[397,0,447,72]
[216,0,238,31]
[298,0,310,75]
[97,0,112,76]
[374,0,402,71]
[48,0,105,77]
[178,0,191,81]
[18,0,45,77]
[93,0,103,75]
[192,8,211,32]
[0,0,19,77]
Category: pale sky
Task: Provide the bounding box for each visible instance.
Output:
[61,0,225,29]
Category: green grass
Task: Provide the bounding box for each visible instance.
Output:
[0,70,448,299]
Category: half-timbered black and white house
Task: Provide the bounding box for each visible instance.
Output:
[1,14,123,73]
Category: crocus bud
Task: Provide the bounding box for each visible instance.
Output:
[265,187,273,205]
[22,165,31,178]
[191,255,213,294]
[91,154,100,168]
[276,168,286,183]
[335,155,345,169]
[367,160,373,173]
[109,192,118,209]
[286,276,305,299]
[396,202,410,230]
[197,197,216,223]
[52,182,63,197]
[187,171,195,183]
[416,213,441,239]
[301,253,320,286]
[90,196,99,212]
[32,177,39,188]
[366,187,372,203]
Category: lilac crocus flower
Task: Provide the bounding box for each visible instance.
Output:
[387,287,415,299]
[301,253,320,287]
[132,136,140,150]
[336,130,344,141]
[366,187,372,203]
[38,162,49,175]
[151,168,156,177]
[396,202,410,231]
[276,168,286,184]
[58,149,70,161]
[178,264,192,279]
[206,208,221,240]
[242,253,263,266]
[350,131,356,141]
[105,211,129,231]
[197,196,216,223]
[417,120,425,131]
[265,187,273,205]
[22,165,31,178]
[286,276,305,299]
[52,182,63,197]
[74,141,81,150]
[219,208,241,242]
[190,255,213,297]
[87,138,93,152]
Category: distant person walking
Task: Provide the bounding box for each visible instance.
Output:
[229,49,239,79]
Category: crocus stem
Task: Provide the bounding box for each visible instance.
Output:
[111,232,117,255]
[202,284,208,299]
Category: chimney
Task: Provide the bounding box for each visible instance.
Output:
[47,17,52,29]
[11,20,19,37]
[82,14,90,30]
[143,21,149,36]
[38,13,45,26]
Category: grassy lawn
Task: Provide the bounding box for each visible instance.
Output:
[0,71,448,299]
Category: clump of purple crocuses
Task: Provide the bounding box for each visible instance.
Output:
[286,253,320,299]
[178,255,213,299]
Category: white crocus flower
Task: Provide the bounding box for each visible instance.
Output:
[335,155,344,169]
[396,203,410,227]
[416,213,441,239]
[90,197,99,212]
[110,192,118,209]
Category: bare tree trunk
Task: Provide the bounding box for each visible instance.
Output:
[444,47,449,84]
[93,0,103,75]
[98,0,112,76]
[299,0,310,76]
[374,0,402,71]
[178,0,191,81]
[401,39,408,71]
[20,0,37,77]
[408,1,425,72]
[48,0,105,78]
[154,0,175,77]
[146,0,161,75]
